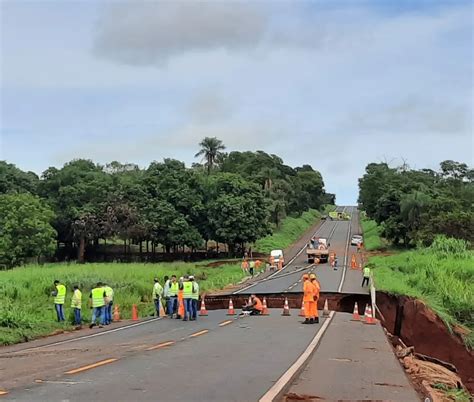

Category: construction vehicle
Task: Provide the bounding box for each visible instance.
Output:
[329,211,351,220]
[306,237,330,263]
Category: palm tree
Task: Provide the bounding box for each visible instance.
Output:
[195,137,226,175]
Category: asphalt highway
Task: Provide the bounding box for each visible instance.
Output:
[1,207,416,401]
[4,310,325,401]
[235,206,368,295]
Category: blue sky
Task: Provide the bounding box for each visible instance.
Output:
[1,0,472,204]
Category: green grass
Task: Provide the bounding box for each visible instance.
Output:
[0,261,244,345]
[369,246,474,348]
[254,208,324,254]
[360,217,385,251]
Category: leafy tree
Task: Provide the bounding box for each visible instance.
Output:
[0,161,39,195]
[0,193,56,268]
[195,137,226,175]
[207,173,271,254]
[358,160,473,246]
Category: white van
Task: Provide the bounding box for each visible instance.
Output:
[270,249,284,264]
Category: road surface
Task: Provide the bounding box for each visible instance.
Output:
[234,206,368,295]
[0,207,418,401]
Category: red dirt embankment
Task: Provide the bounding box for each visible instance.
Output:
[377,292,474,393]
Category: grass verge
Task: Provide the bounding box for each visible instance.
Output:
[254,208,329,254]
[369,238,474,348]
[360,216,385,251]
[0,261,244,345]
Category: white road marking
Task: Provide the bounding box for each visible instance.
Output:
[338,206,354,292]
[259,311,335,402]
[1,317,163,355]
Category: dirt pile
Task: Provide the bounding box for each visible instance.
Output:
[396,346,467,401]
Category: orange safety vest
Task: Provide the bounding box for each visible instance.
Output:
[253,297,263,311]
[303,280,314,302]
[311,280,320,297]
[255,260,261,269]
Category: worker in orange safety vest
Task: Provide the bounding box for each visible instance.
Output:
[309,273,320,324]
[302,274,315,324]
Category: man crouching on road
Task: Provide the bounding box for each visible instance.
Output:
[240,294,263,316]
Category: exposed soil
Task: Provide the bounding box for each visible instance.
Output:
[377,292,474,394]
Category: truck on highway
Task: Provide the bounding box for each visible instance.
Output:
[329,211,351,220]
[306,237,330,263]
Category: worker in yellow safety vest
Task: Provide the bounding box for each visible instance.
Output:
[103,283,114,325]
[168,275,179,318]
[52,280,66,322]
[182,276,193,321]
[362,266,371,287]
[190,276,199,320]
[152,277,163,317]
[89,282,106,328]
[71,285,82,326]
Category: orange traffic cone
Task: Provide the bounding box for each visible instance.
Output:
[178,299,185,318]
[199,298,208,316]
[365,305,376,325]
[227,299,236,315]
[361,304,369,320]
[298,300,305,317]
[132,304,138,321]
[281,297,291,316]
[351,302,360,321]
[113,305,121,322]
[323,299,330,317]
[351,254,357,269]
[261,297,270,315]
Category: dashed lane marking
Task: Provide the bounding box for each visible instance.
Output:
[65,358,118,375]
[219,320,233,327]
[146,341,175,351]
[0,389,8,396]
[189,329,209,338]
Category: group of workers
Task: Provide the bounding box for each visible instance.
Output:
[51,280,115,328]
[241,259,263,276]
[154,275,200,321]
[51,274,201,328]
[302,273,320,324]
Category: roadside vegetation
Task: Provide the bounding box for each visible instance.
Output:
[0,261,244,345]
[0,139,335,268]
[359,216,384,251]
[255,209,321,254]
[369,236,474,348]
[359,160,473,348]
[255,205,335,254]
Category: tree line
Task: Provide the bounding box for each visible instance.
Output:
[0,137,334,268]
[358,160,473,246]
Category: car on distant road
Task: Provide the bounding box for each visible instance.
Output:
[350,235,363,246]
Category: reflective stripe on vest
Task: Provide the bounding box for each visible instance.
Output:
[363,267,370,277]
[191,282,199,300]
[91,287,105,308]
[54,284,66,304]
[71,289,82,309]
[169,282,179,296]
[183,282,193,298]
